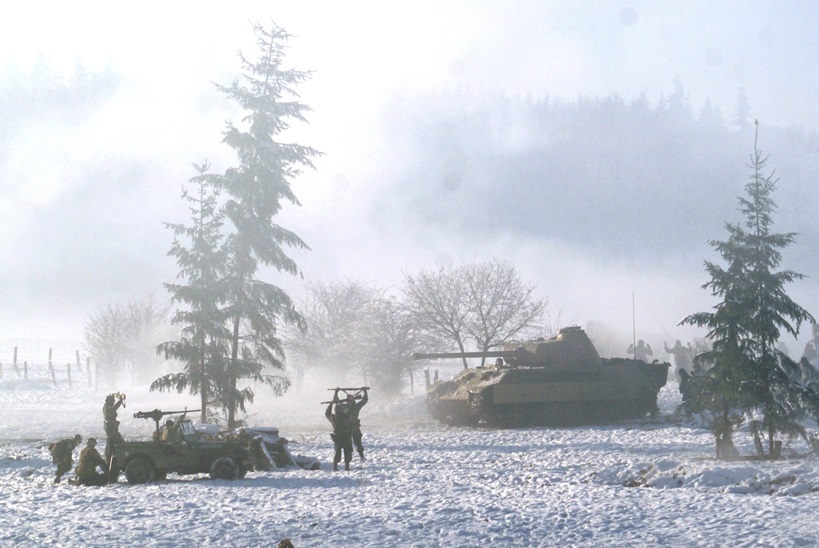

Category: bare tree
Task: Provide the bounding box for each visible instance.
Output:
[85,295,173,388]
[403,261,548,368]
[462,260,547,364]
[402,267,471,369]
[284,280,381,385]
[365,297,426,396]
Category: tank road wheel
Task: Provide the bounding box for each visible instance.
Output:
[468,391,492,425]
[210,457,239,480]
[124,457,156,484]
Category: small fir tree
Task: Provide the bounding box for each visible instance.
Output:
[682,121,814,458]
[153,163,233,424]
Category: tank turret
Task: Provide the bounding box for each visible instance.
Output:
[414,326,669,427]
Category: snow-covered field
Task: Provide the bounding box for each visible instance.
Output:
[2,379,818,547]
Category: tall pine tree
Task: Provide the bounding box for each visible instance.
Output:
[210,21,317,428]
[682,121,814,458]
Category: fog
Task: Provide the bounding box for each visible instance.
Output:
[2,1,818,363]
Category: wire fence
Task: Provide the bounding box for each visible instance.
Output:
[0,339,94,388]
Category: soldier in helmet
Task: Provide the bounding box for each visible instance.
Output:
[48,434,81,483]
[344,389,369,461]
[325,389,354,471]
[74,437,108,486]
[103,393,125,465]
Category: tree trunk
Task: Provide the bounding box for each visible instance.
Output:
[228,315,241,430]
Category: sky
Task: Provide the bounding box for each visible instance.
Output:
[2,1,818,354]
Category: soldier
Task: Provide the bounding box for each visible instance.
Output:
[74,438,108,486]
[802,324,819,366]
[160,419,183,444]
[103,393,125,466]
[345,389,369,461]
[325,389,354,471]
[627,340,653,362]
[664,340,693,372]
[48,434,81,483]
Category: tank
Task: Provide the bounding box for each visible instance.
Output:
[413,326,669,427]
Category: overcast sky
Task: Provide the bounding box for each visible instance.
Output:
[2,1,818,352]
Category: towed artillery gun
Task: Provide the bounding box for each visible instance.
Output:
[413,326,670,427]
[112,407,252,484]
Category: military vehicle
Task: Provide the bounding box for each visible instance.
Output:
[112,408,253,484]
[413,326,670,427]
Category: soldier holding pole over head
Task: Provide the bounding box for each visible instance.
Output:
[325,389,354,471]
[344,388,369,461]
[103,393,126,472]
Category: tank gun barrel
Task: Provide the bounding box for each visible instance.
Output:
[411,350,511,360]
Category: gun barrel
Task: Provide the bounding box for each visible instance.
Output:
[411,351,510,360]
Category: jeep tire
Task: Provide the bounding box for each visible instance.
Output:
[124,457,156,484]
[210,457,239,480]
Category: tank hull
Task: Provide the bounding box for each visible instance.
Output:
[427,357,669,427]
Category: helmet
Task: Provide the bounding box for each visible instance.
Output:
[74,434,82,443]
[166,420,174,427]
[335,403,349,414]
[87,438,97,446]
[345,395,355,403]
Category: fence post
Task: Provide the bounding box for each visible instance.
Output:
[86,357,92,387]
[24,361,28,380]
[67,363,72,387]
[13,347,20,378]
[424,368,430,389]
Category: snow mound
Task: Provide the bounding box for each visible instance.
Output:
[588,458,819,495]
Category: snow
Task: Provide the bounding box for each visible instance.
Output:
[2,380,819,547]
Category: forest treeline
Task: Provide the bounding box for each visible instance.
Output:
[378,84,819,266]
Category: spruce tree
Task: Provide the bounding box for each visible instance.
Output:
[682,121,814,458]
[210,21,317,428]
[153,163,233,424]
[738,122,814,456]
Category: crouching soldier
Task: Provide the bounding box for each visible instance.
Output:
[49,434,81,483]
[74,438,108,486]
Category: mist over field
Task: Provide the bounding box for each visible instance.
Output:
[1,1,818,363]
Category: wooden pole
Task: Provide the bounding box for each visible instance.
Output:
[86,357,92,387]
[66,363,72,387]
[424,368,431,389]
[13,347,20,377]
[24,361,28,380]
[49,348,55,386]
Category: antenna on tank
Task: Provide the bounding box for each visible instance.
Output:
[631,290,637,358]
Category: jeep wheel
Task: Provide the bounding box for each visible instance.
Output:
[210,457,239,480]
[124,457,156,484]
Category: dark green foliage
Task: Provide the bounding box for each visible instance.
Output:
[682,122,815,458]
[153,163,232,424]
[207,22,317,428]
[156,22,317,427]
